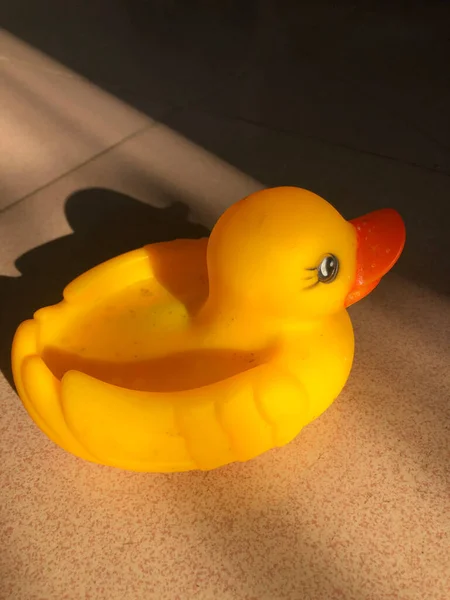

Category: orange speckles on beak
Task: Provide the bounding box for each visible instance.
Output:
[345,209,406,307]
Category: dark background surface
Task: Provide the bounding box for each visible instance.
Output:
[1,0,449,294]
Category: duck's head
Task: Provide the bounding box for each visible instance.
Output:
[205,187,405,323]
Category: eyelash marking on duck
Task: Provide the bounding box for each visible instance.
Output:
[304,280,320,290]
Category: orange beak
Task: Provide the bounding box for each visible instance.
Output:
[345,208,406,307]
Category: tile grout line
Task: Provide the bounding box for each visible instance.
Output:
[0,110,179,217]
[192,107,450,179]
[0,56,249,218]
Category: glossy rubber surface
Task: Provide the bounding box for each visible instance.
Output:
[12,187,405,471]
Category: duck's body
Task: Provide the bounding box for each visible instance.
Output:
[12,187,405,472]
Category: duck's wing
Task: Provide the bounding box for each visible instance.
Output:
[15,319,308,472]
[48,362,307,472]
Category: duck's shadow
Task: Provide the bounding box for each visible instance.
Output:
[0,188,210,388]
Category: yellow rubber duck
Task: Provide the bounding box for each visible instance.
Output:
[12,187,405,472]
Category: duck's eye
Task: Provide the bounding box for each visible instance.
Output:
[318,254,339,283]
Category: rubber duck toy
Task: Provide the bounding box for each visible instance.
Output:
[12,187,405,472]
